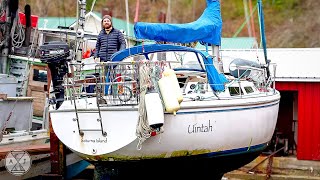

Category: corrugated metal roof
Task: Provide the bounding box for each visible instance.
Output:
[136,37,258,49]
[196,37,258,49]
[38,11,135,37]
[38,17,76,29]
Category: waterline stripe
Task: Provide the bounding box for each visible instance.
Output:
[205,143,268,158]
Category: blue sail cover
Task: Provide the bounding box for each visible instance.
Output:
[134,0,222,46]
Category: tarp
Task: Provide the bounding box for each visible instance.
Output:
[134,0,222,46]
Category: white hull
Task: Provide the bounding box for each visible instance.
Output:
[50,91,280,161]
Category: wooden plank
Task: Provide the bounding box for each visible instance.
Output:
[0,144,50,159]
[29,85,46,92]
[6,97,34,101]
[31,90,45,116]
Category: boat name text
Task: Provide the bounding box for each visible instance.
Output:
[81,138,107,143]
[188,120,213,134]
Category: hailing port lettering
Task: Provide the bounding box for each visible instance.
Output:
[188,120,213,134]
[81,138,107,143]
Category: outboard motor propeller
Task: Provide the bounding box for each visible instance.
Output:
[39,41,70,109]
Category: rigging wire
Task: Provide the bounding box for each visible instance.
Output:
[134,0,140,23]
[90,0,97,12]
[248,0,256,38]
[243,0,252,37]
[232,4,257,38]
[125,0,131,53]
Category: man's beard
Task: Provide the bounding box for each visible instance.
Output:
[104,24,112,29]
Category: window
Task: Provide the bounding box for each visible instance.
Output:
[228,87,243,96]
[33,69,47,82]
[244,86,254,94]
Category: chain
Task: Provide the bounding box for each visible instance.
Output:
[0,100,18,141]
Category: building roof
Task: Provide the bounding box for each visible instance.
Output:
[38,17,76,29]
[38,11,135,37]
[196,37,258,50]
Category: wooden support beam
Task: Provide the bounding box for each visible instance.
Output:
[0,144,50,159]
[49,115,66,179]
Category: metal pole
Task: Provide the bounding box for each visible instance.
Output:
[125,0,130,48]
[211,45,223,73]
[0,0,10,74]
[75,0,86,63]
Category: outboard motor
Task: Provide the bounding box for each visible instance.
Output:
[39,41,70,109]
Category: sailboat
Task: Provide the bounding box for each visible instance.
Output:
[43,0,280,178]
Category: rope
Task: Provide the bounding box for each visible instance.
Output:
[11,11,25,48]
[150,62,164,106]
[136,62,151,150]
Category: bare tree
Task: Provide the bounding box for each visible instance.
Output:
[37,0,51,17]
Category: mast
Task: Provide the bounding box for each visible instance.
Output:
[75,0,86,63]
[257,0,270,78]
[211,0,223,73]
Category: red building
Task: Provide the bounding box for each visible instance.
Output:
[276,82,320,160]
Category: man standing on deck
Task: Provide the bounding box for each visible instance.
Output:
[94,15,126,95]
[94,15,126,62]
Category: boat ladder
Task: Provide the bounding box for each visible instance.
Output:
[69,74,107,137]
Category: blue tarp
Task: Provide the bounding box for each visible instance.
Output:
[134,0,222,46]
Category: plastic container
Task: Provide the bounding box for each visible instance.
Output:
[19,12,39,28]
[162,68,183,103]
[158,75,180,115]
[145,90,164,129]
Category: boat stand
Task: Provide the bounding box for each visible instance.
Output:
[39,115,66,179]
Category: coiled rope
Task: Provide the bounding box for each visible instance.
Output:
[136,62,151,150]
[11,11,25,48]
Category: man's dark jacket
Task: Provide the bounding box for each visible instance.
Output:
[94,28,126,61]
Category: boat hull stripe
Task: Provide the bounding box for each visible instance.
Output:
[205,143,268,158]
